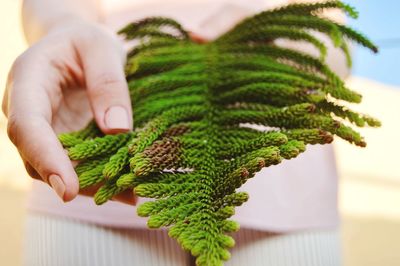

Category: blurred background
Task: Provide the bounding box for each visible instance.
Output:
[0,0,399,265]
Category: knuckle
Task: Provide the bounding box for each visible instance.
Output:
[78,27,125,61]
[12,54,25,71]
[80,29,102,45]
[77,25,109,47]
[6,114,22,146]
[89,73,126,98]
[12,51,32,72]
[2,93,8,117]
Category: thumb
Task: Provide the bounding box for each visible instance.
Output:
[78,33,133,134]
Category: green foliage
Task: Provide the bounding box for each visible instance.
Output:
[59,1,379,265]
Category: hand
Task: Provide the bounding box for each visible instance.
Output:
[2,19,136,204]
[188,32,208,44]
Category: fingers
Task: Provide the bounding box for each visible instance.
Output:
[188,32,208,44]
[4,55,79,202]
[80,184,137,205]
[7,115,80,201]
[113,189,138,205]
[77,31,133,135]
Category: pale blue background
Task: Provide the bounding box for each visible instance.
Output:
[346,0,400,86]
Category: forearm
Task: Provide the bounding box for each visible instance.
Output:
[22,0,102,44]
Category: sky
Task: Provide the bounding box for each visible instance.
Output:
[346,0,400,86]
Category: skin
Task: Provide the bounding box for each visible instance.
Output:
[2,0,206,205]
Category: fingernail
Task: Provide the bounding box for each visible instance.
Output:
[49,174,66,201]
[104,106,130,131]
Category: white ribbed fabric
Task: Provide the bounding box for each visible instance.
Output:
[23,213,190,266]
[227,227,342,266]
[23,213,341,266]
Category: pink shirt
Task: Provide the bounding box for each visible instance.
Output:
[27,0,341,232]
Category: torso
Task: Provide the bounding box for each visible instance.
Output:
[27,0,339,231]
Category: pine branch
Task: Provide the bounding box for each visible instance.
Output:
[59,2,379,265]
